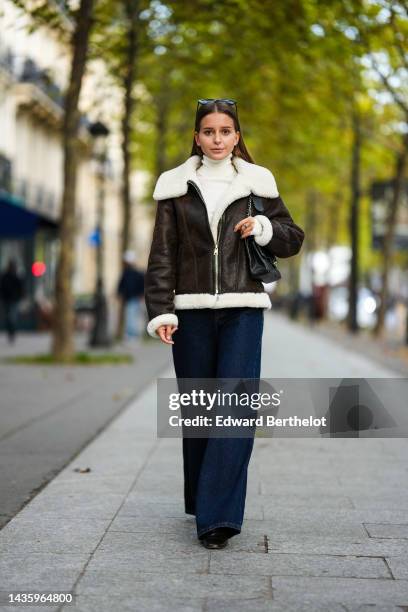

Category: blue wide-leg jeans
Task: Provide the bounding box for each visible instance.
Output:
[171,306,264,539]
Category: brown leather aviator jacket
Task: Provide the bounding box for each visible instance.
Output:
[144,154,305,338]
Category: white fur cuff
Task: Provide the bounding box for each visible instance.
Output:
[250,216,263,237]
[146,313,178,339]
[253,215,273,247]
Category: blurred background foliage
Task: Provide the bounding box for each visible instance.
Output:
[7,0,408,356]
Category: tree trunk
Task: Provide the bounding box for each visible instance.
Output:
[155,92,169,177]
[304,190,317,324]
[373,132,408,337]
[52,0,94,361]
[116,0,139,342]
[347,106,362,334]
[326,191,342,251]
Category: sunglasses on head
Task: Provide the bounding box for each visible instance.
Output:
[196,98,237,113]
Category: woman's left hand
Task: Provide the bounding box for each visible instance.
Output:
[234,216,256,239]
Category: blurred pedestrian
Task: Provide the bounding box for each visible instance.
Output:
[117,250,145,340]
[0,259,25,343]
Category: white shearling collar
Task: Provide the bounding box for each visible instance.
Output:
[152,154,279,243]
[153,154,279,201]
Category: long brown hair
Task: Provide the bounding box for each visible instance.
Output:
[190,100,255,163]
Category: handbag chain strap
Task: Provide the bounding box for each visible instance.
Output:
[247,193,253,218]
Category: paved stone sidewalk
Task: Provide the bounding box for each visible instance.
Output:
[0,316,407,611]
[0,331,170,528]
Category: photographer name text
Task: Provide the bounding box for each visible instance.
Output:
[168,415,327,427]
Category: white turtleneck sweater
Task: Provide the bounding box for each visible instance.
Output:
[196,152,263,237]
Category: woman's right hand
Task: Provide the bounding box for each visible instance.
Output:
[156,324,178,344]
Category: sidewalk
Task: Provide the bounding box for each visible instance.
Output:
[0,331,171,528]
[285,311,408,377]
[0,315,407,610]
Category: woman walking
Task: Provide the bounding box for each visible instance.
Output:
[144,98,305,549]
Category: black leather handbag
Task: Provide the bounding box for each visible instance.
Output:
[244,193,281,283]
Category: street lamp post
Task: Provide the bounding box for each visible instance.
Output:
[88,120,111,347]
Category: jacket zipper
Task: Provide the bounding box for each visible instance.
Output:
[187,179,224,297]
[214,215,223,296]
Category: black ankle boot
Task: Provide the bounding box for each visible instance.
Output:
[200,528,230,549]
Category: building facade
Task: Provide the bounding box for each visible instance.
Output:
[0,1,150,333]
